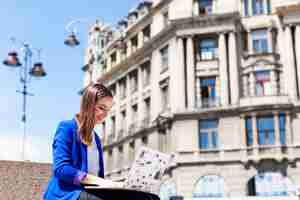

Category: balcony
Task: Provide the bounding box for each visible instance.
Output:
[240,95,291,108]
[177,145,294,164]
[195,97,221,110]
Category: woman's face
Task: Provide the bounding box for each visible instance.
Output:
[94,96,113,124]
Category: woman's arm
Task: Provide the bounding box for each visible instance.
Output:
[52,121,87,186]
[81,174,124,188]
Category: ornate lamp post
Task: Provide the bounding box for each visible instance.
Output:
[2,38,47,161]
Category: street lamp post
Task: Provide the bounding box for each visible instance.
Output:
[2,38,47,161]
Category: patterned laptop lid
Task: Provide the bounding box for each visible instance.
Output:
[124,147,176,194]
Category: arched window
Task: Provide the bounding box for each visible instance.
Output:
[193,175,225,198]
[248,172,296,196]
[159,181,177,200]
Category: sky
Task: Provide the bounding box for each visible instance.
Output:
[0,0,139,163]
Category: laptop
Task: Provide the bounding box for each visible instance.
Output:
[124,147,176,194]
[84,147,176,195]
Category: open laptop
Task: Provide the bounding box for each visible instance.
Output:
[124,147,176,194]
[84,147,176,195]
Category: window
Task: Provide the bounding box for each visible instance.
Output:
[132,104,138,124]
[246,117,253,146]
[160,45,169,71]
[144,98,151,120]
[244,0,271,16]
[131,35,138,52]
[193,175,225,198]
[199,39,218,60]
[121,111,126,132]
[110,52,117,66]
[143,25,151,42]
[279,113,286,145]
[141,61,151,86]
[111,116,116,136]
[253,0,264,15]
[130,70,138,93]
[160,182,177,200]
[120,78,127,99]
[198,0,213,15]
[255,71,271,96]
[142,136,148,146]
[252,172,296,196]
[199,119,219,150]
[163,11,169,27]
[200,78,216,108]
[257,116,275,145]
[252,30,268,53]
[161,85,169,111]
[102,122,106,139]
[129,141,135,162]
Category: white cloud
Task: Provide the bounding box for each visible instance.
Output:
[0,133,52,163]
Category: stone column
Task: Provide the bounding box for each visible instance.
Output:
[115,82,121,140]
[285,112,293,146]
[218,33,229,106]
[295,25,300,97]
[186,36,196,109]
[228,32,240,105]
[196,77,202,108]
[248,31,253,54]
[126,75,131,135]
[240,115,247,147]
[242,75,248,97]
[150,51,161,121]
[170,37,186,112]
[270,70,278,96]
[285,112,294,156]
[249,72,256,96]
[240,115,247,159]
[137,66,144,128]
[267,28,273,53]
[252,115,258,146]
[274,112,281,146]
[285,25,298,100]
[252,114,259,156]
[277,27,288,95]
[263,0,269,14]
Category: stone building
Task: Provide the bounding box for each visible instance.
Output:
[82,0,300,199]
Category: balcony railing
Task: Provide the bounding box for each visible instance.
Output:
[199,97,220,108]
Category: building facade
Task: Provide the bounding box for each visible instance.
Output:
[83,0,300,199]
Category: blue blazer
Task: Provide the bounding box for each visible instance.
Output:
[44,119,104,200]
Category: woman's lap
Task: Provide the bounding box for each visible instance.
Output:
[78,190,104,200]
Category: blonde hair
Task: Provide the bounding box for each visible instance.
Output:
[76,83,112,146]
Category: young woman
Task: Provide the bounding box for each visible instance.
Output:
[44,83,123,200]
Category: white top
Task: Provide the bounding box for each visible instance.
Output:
[87,132,99,176]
